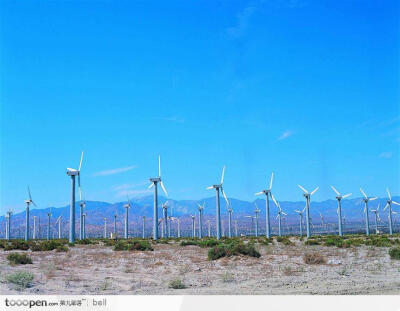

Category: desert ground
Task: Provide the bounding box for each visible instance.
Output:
[1,237,400,295]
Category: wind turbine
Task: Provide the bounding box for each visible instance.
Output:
[142,216,146,238]
[191,215,196,238]
[319,212,325,234]
[33,216,37,239]
[298,185,319,238]
[123,196,132,239]
[384,188,400,235]
[254,203,260,237]
[162,201,169,238]
[207,219,211,237]
[197,202,205,239]
[113,209,118,238]
[255,173,274,238]
[177,217,181,238]
[82,211,86,239]
[66,151,84,243]
[360,188,378,236]
[55,216,62,239]
[148,155,168,240]
[206,166,229,240]
[6,210,12,240]
[371,203,381,235]
[294,206,306,236]
[46,208,52,240]
[227,204,233,238]
[103,218,107,238]
[234,219,238,237]
[24,186,37,241]
[273,197,287,237]
[330,186,352,236]
[78,185,86,240]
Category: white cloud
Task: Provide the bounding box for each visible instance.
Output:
[93,165,136,177]
[379,152,393,159]
[277,130,294,141]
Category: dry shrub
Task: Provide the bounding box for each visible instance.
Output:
[303,252,326,265]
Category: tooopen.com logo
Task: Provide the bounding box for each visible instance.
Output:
[5,298,48,308]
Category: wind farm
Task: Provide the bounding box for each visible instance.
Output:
[1,0,399,299]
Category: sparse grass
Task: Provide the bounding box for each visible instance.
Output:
[303,252,326,265]
[305,239,321,246]
[221,271,234,282]
[389,247,400,260]
[5,271,34,290]
[168,278,186,289]
[7,253,33,265]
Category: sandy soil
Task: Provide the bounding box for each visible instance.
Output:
[1,240,399,295]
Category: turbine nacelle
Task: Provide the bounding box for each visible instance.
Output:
[66,168,79,176]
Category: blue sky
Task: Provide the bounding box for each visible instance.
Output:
[1,0,399,214]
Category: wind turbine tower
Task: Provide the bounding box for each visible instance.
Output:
[371,203,381,234]
[78,187,86,240]
[294,207,306,236]
[103,218,107,238]
[360,188,377,236]
[33,216,37,239]
[331,186,351,236]
[55,216,62,239]
[384,188,400,235]
[206,166,229,240]
[162,201,169,238]
[197,202,205,239]
[227,205,233,238]
[254,203,260,237]
[66,151,84,243]
[24,186,37,241]
[142,216,146,238]
[255,173,274,238]
[207,220,211,237]
[298,185,319,238]
[191,215,195,238]
[148,156,168,240]
[47,209,52,240]
[124,197,131,239]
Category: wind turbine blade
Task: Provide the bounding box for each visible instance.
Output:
[387,188,392,200]
[360,188,367,199]
[311,187,319,196]
[31,201,37,207]
[160,181,168,196]
[276,214,279,219]
[197,203,202,209]
[148,183,154,189]
[221,188,229,205]
[271,193,279,208]
[383,203,389,211]
[78,151,84,171]
[342,193,352,199]
[28,186,32,200]
[269,172,274,190]
[282,212,287,216]
[206,186,214,190]
[330,185,340,196]
[294,210,301,213]
[377,203,380,211]
[298,185,308,193]
[392,201,400,206]
[369,197,378,201]
[220,166,225,184]
[158,155,161,177]
[255,191,264,196]
[302,205,306,213]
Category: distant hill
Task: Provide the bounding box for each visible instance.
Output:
[0,195,395,227]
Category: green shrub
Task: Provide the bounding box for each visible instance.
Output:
[305,239,320,245]
[208,241,261,260]
[7,253,33,265]
[276,236,294,246]
[168,279,186,289]
[4,240,29,251]
[5,271,34,289]
[324,237,344,248]
[365,237,392,247]
[389,247,400,260]
[56,245,68,252]
[180,240,199,247]
[75,238,94,245]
